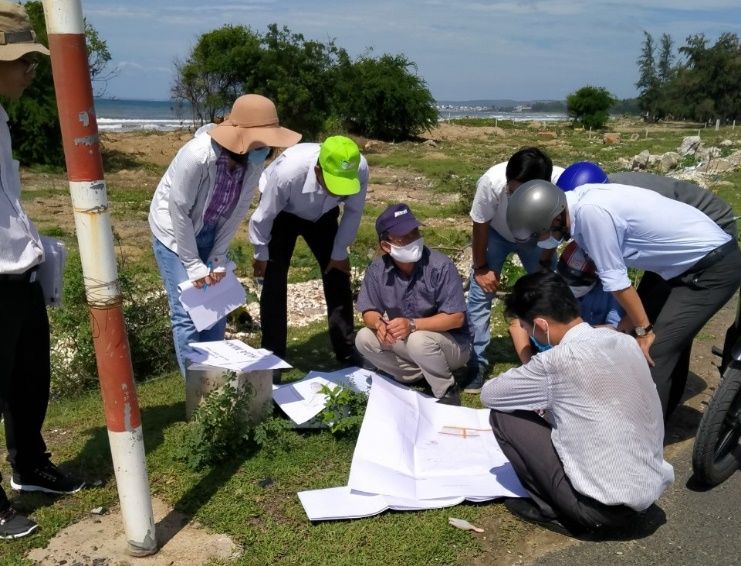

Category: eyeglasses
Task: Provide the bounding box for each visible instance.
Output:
[385,228,421,246]
[19,56,39,75]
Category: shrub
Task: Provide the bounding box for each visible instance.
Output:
[177,377,255,470]
[49,252,175,397]
[318,384,368,437]
[566,86,617,130]
[335,54,438,141]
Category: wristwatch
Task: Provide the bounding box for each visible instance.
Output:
[408,318,417,333]
[633,324,653,337]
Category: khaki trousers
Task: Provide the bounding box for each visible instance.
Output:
[355,327,470,398]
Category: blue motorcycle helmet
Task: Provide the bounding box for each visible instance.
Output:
[556,161,608,191]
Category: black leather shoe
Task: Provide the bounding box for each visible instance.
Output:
[503,498,572,536]
[436,385,461,406]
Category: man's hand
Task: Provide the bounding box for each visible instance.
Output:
[325,258,351,275]
[253,259,268,278]
[474,268,499,294]
[375,318,395,346]
[636,332,656,367]
[386,317,412,341]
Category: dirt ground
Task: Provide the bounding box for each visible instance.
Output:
[27,497,240,565]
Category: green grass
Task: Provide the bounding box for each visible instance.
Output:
[0,321,499,565]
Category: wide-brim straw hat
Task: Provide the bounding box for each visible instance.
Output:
[208,94,301,154]
[0,1,50,61]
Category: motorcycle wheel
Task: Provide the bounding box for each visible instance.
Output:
[692,366,741,486]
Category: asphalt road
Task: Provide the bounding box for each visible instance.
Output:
[538,442,741,565]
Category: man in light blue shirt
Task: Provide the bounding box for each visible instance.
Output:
[507,180,741,418]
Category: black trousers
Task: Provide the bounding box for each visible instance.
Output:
[638,245,741,418]
[490,410,637,530]
[0,279,51,509]
[260,208,355,360]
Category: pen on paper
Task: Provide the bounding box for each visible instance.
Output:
[439,425,491,439]
[204,261,212,291]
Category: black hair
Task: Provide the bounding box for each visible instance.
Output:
[503,271,580,325]
[505,147,553,183]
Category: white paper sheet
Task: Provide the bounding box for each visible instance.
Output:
[272,367,378,426]
[38,236,66,307]
[298,486,474,521]
[347,374,527,501]
[178,262,246,331]
[187,339,292,372]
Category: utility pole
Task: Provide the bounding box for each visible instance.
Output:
[42,0,157,556]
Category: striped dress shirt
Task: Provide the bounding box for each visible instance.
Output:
[481,322,674,511]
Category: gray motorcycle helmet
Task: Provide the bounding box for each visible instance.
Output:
[506,179,567,243]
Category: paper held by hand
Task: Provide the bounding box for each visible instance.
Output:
[178,262,246,332]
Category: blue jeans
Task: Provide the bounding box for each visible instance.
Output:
[152,226,226,377]
[466,227,545,370]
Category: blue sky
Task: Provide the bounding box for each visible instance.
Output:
[82,0,741,102]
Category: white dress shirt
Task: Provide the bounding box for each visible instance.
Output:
[0,104,44,275]
[481,322,674,511]
[469,162,564,243]
[565,183,732,291]
[249,143,369,262]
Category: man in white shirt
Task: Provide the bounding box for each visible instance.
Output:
[464,148,563,393]
[249,136,368,368]
[482,272,673,535]
[0,1,83,539]
[507,180,741,418]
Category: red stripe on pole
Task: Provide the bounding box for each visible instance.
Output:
[90,305,142,432]
[47,34,104,181]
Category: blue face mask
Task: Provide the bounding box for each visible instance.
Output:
[247,146,271,165]
[530,319,552,352]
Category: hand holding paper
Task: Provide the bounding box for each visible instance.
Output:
[178,262,246,331]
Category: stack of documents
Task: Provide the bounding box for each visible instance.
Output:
[298,374,526,521]
[187,339,292,373]
[272,367,375,426]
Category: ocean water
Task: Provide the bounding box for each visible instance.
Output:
[93,98,568,132]
[94,98,196,132]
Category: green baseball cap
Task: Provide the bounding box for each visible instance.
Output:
[318,136,361,196]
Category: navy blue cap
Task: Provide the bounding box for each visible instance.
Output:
[375,203,420,238]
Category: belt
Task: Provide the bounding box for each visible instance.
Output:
[0,266,38,283]
[683,239,738,276]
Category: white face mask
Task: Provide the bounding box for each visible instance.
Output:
[389,237,424,263]
[569,283,595,299]
[537,234,563,250]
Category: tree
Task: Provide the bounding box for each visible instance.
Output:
[247,24,346,138]
[676,32,740,122]
[333,54,438,141]
[172,24,438,141]
[636,31,660,121]
[657,33,674,82]
[566,86,616,129]
[172,25,262,125]
[85,20,117,96]
[2,1,116,166]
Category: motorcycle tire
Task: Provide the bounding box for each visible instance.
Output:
[692,366,741,486]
